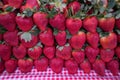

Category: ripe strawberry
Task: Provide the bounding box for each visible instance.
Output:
[68,1,81,14]
[80,59,91,74]
[13,44,27,59]
[43,46,55,59]
[18,58,33,73]
[5,59,17,73]
[56,43,72,60]
[50,57,64,73]
[116,19,120,29]
[66,18,82,35]
[65,58,78,74]
[107,59,119,76]
[85,46,99,63]
[28,46,42,60]
[100,32,117,49]
[33,12,48,31]
[0,59,5,73]
[0,34,3,40]
[72,50,85,64]
[39,28,54,46]
[99,17,115,32]
[3,31,18,46]
[83,16,98,33]
[49,14,66,31]
[70,31,86,50]
[16,16,34,31]
[92,59,105,76]
[100,48,114,62]
[115,46,120,59]
[3,0,8,4]
[0,12,16,31]
[55,31,66,46]
[87,32,99,49]
[118,35,120,43]
[34,57,48,71]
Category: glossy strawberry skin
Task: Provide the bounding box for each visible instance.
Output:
[115,46,120,59]
[13,44,27,59]
[0,60,5,73]
[34,57,48,71]
[115,19,120,29]
[33,12,48,31]
[66,18,82,35]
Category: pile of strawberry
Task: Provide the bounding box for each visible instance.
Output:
[0,0,120,76]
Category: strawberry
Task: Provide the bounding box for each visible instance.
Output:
[72,50,85,64]
[33,12,48,31]
[13,44,27,59]
[92,59,105,76]
[28,46,42,60]
[68,1,81,14]
[16,16,34,31]
[56,43,72,60]
[3,0,8,4]
[18,58,33,73]
[43,46,55,59]
[66,18,82,35]
[98,17,115,32]
[55,31,66,46]
[34,57,48,71]
[0,12,16,31]
[65,58,78,74]
[85,46,99,63]
[116,19,120,29]
[83,16,98,33]
[39,28,54,46]
[49,14,66,31]
[80,59,91,74]
[115,46,120,59]
[0,34,3,40]
[3,31,18,46]
[100,48,114,62]
[87,32,99,49]
[118,35,120,43]
[70,31,86,50]
[100,32,117,49]
[0,59,5,73]
[107,59,119,76]
[50,57,64,73]
[5,59,17,73]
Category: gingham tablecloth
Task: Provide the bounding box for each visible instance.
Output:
[0,68,120,80]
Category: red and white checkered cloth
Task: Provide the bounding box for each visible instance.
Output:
[0,68,120,80]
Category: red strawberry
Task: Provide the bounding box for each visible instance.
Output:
[107,59,119,76]
[13,44,26,59]
[100,32,117,49]
[70,31,86,50]
[34,57,48,71]
[85,46,99,63]
[65,58,78,74]
[28,46,42,60]
[115,46,120,59]
[33,12,48,31]
[118,35,120,43]
[4,31,18,46]
[55,31,66,46]
[39,28,54,46]
[3,0,8,4]
[50,57,64,73]
[100,48,114,62]
[66,18,82,35]
[0,59,5,73]
[68,1,81,14]
[0,34,3,40]
[0,12,16,31]
[92,59,105,76]
[5,59,17,73]
[99,17,115,32]
[43,46,55,59]
[80,59,91,74]
[49,14,66,31]
[83,16,98,33]
[87,32,99,49]
[56,43,72,60]
[18,58,33,73]
[116,19,120,29]
[72,50,85,64]
[16,16,34,31]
